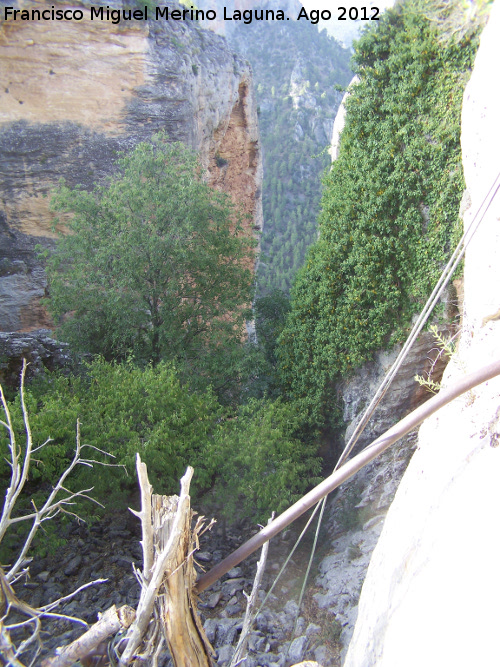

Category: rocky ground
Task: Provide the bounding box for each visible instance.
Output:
[11,504,341,667]
[8,430,418,667]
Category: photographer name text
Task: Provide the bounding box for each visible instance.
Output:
[3,5,380,25]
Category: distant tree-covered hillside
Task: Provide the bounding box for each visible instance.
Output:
[225,16,352,295]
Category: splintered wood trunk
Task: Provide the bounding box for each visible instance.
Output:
[152,493,213,667]
[43,461,214,667]
[117,461,214,667]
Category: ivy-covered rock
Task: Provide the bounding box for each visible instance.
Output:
[277,2,479,424]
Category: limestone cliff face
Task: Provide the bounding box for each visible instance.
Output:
[344,3,500,665]
[311,322,456,660]
[0,3,262,331]
[339,322,456,454]
[329,78,357,162]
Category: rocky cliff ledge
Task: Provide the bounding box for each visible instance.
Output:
[0,2,262,332]
[344,3,500,665]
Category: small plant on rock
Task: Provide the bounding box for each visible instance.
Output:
[414,324,460,393]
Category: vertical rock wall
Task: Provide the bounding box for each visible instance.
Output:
[0,3,262,332]
[344,3,500,665]
[311,20,461,659]
[311,318,456,661]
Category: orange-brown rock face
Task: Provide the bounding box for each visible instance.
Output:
[208,82,261,269]
[0,4,262,331]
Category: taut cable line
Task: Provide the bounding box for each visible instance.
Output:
[281,171,500,635]
[195,357,500,593]
[197,173,500,594]
[335,169,500,470]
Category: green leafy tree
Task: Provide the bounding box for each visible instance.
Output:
[277,2,478,424]
[45,134,256,395]
[238,289,292,398]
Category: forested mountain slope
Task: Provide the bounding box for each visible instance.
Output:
[228,18,352,294]
[196,0,353,294]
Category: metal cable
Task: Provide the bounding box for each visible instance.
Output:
[196,357,500,593]
[336,170,500,469]
[284,173,500,645]
[197,175,500,659]
[284,493,327,664]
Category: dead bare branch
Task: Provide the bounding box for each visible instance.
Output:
[0,363,113,664]
[0,620,27,667]
[1,366,218,667]
[40,604,136,667]
[38,579,108,613]
[230,513,273,667]
[130,454,154,583]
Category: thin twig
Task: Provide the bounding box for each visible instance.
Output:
[38,579,108,613]
[7,419,109,581]
[31,439,54,454]
[0,365,117,666]
[229,513,274,667]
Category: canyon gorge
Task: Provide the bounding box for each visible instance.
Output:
[1,1,498,666]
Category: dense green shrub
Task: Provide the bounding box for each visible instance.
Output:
[209,397,321,520]
[255,290,291,366]
[277,2,478,424]
[1,360,320,521]
[1,360,223,505]
[250,290,291,397]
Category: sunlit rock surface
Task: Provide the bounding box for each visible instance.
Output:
[344,4,500,665]
[0,2,262,331]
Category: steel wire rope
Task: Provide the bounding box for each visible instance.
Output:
[198,174,500,657]
[284,169,500,652]
[236,500,322,654]
[196,358,500,594]
[283,494,327,666]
